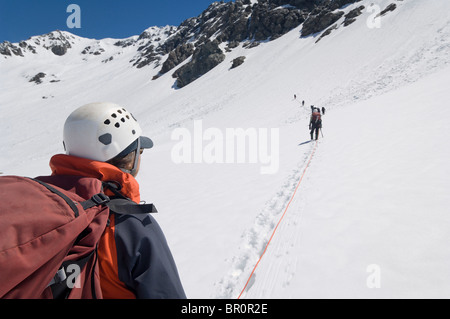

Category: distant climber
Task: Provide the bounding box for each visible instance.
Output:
[309,108,322,141]
[322,107,326,115]
[302,100,305,107]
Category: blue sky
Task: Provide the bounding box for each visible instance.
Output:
[0,0,219,43]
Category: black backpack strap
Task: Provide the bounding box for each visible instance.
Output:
[101,181,158,215]
[29,178,80,217]
[80,193,111,210]
[102,181,129,200]
[106,198,158,215]
[79,192,157,215]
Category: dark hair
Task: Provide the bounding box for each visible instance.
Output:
[107,151,136,171]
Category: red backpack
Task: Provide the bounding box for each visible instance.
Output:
[0,175,111,299]
[312,111,321,123]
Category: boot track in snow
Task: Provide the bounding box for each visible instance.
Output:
[214,140,319,299]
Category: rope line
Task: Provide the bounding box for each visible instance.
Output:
[237,140,318,299]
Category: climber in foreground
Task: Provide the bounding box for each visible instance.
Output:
[53,102,186,299]
[309,107,322,141]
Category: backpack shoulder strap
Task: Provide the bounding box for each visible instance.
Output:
[102,181,158,215]
[107,198,158,215]
[29,178,79,217]
[80,194,157,214]
[80,193,111,210]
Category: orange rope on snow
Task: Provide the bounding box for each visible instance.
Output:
[237,140,318,299]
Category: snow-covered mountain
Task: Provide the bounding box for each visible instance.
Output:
[0,0,377,88]
[1,0,450,298]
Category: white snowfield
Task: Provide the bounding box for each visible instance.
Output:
[1,0,450,298]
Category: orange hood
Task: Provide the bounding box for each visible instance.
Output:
[50,154,141,204]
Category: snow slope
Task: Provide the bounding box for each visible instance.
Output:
[1,0,450,298]
[236,67,450,299]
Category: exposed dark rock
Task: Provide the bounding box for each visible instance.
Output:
[315,24,337,43]
[2,30,76,58]
[377,3,397,17]
[160,43,195,74]
[343,5,365,26]
[268,0,317,11]
[324,0,362,11]
[0,43,12,56]
[225,41,240,52]
[243,41,260,49]
[19,41,36,54]
[81,46,105,55]
[154,0,307,75]
[172,40,225,88]
[132,45,160,69]
[29,72,46,84]
[301,9,344,37]
[114,39,135,48]
[81,46,106,55]
[2,0,377,88]
[102,56,114,63]
[246,2,305,41]
[0,41,24,57]
[44,31,73,56]
[230,56,246,69]
[51,45,68,56]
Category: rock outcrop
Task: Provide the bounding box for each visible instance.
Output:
[301,9,345,37]
[231,56,246,69]
[172,40,226,88]
[29,72,46,84]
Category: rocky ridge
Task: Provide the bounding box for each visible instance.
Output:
[1,0,400,88]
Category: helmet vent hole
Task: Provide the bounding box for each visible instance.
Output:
[111,113,117,118]
[121,118,126,123]
[132,130,136,135]
[117,110,123,114]
[115,123,120,128]
[104,119,111,125]
[99,133,112,145]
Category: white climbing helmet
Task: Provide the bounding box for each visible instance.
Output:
[63,102,153,162]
